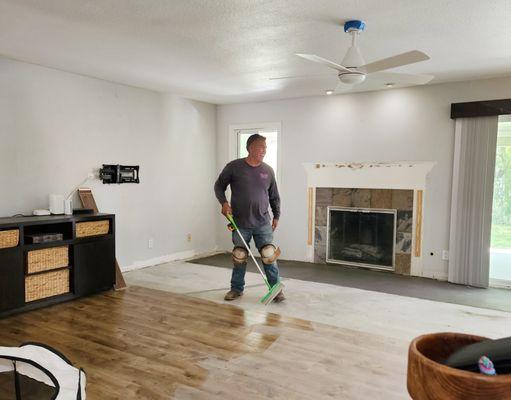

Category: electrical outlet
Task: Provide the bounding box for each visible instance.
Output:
[148,238,154,249]
[442,250,449,261]
[187,233,192,242]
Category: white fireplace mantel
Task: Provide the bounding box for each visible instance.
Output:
[303,161,436,190]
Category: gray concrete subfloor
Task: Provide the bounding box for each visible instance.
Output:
[189,253,511,313]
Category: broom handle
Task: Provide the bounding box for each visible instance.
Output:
[228,215,271,289]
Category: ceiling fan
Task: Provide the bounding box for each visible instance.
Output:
[274,20,433,92]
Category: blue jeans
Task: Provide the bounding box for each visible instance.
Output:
[231,223,280,293]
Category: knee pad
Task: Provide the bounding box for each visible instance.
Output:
[232,246,248,266]
[259,244,281,264]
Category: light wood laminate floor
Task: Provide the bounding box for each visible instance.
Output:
[0,286,408,399]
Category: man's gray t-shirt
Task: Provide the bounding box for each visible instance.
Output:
[214,158,280,229]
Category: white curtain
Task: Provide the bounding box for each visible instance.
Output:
[448,116,498,287]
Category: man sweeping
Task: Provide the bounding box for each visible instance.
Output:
[214,133,285,302]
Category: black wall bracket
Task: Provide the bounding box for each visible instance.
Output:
[99,164,140,184]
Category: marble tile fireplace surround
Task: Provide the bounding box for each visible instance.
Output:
[304,162,435,276]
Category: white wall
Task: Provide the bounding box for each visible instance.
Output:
[4,53,510,279]
[0,56,218,270]
[216,76,511,279]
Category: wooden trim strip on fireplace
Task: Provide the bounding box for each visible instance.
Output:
[414,190,423,257]
[307,188,313,246]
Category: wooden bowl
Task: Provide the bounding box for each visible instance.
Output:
[407,332,511,399]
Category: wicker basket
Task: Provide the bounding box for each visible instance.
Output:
[27,246,69,274]
[25,269,70,302]
[0,229,19,249]
[76,220,109,238]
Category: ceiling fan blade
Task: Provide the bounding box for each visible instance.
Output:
[359,50,430,74]
[369,71,434,85]
[296,53,354,74]
[269,72,336,81]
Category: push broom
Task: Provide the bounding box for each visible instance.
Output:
[226,214,284,305]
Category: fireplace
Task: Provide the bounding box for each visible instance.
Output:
[304,162,436,277]
[327,207,396,270]
[312,187,415,275]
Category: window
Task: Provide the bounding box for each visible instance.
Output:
[236,128,279,177]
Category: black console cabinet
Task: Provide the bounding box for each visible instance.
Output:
[0,213,116,317]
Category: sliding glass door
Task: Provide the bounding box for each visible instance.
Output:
[490,116,511,287]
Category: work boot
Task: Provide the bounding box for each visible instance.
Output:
[273,291,285,303]
[224,290,243,301]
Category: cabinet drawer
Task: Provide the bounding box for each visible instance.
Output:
[27,246,69,274]
[76,220,110,238]
[25,269,70,302]
[0,229,19,249]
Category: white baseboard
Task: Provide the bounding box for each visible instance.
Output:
[122,247,221,272]
[420,270,448,281]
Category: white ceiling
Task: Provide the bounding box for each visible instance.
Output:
[1,0,511,104]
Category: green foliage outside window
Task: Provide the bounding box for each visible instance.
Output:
[492,145,511,248]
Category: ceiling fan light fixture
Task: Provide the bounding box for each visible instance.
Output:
[339,73,366,85]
